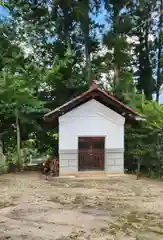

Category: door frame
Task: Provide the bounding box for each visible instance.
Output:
[78,136,105,171]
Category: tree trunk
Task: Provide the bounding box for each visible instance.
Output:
[144,6,153,101]
[136,159,142,180]
[15,109,21,170]
[84,9,91,85]
[159,164,162,179]
[79,0,91,85]
[148,167,151,178]
[113,6,120,88]
[156,0,163,102]
[85,39,91,85]
[113,62,120,87]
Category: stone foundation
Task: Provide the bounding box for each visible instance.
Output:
[59,150,78,175]
[105,148,124,173]
[59,148,124,175]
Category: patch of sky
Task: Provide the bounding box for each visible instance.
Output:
[0,5,10,19]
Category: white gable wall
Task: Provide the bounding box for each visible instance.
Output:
[59,99,125,150]
[59,99,125,175]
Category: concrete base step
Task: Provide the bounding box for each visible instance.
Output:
[59,171,125,179]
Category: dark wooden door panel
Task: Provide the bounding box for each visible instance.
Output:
[78,137,105,171]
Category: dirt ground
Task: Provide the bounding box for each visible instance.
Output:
[0,173,163,240]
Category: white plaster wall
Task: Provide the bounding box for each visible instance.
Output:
[59,99,125,151]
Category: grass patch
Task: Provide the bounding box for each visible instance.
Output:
[56,230,86,240]
[50,193,109,209]
[0,194,19,209]
[147,226,163,235]
[50,179,123,189]
[101,212,154,237]
[126,213,142,223]
[0,200,16,209]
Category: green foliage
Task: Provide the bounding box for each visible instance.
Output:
[0,152,7,174]
[0,163,7,175]
[142,101,163,127]
[125,101,163,177]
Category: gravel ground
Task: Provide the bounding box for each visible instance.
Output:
[0,172,163,240]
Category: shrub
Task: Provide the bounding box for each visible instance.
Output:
[0,163,7,175]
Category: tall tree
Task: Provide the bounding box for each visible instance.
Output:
[0,61,44,167]
[133,0,155,100]
[155,0,163,102]
[103,0,134,98]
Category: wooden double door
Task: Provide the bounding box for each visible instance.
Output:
[78,137,105,171]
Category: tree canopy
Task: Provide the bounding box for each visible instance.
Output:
[0,0,163,176]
